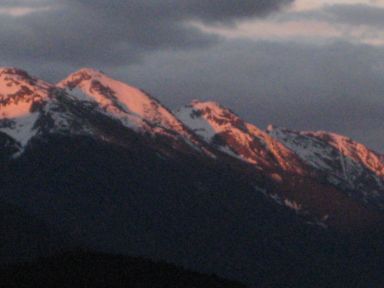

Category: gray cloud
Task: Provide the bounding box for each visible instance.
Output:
[69,0,293,23]
[0,0,51,8]
[322,4,384,28]
[279,4,384,28]
[0,0,293,67]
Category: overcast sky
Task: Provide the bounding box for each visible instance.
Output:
[1,0,384,151]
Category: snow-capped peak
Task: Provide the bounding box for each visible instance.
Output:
[58,69,203,149]
[0,68,54,146]
[176,101,307,174]
[0,67,52,119]
[176,100,245,144]
[0,67,34,80]
[73,67,104,76]
[57,68,104,89]
[303,130,384,177]
[267,125,384,207]
[0,67,52,95]
[189,100,232,116]
[267,126,384,177]
[59,69,168,128]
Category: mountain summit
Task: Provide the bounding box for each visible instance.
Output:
[0,68,52,146]
[267,125,384,208]
[58,68,194,138]
[175,100,308,175]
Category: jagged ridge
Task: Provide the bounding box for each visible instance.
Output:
[0,67,208,156]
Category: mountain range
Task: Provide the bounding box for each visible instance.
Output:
[1,67,384,287]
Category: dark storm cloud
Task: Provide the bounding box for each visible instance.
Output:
[0,0,293,67]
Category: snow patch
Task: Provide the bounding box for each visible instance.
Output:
[0,113,39,146]
[175,105,217,142]
[284,199,302,212]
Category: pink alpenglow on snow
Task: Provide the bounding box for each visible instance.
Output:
[58,68,203,148]
[175,100,307,175]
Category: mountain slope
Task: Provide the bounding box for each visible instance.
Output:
[0,68,51,147]
[3,132,384,287]
[0,199,72,263]
[267,126,384,208]
[57,68,206,151]
[0,68,95,155]
[175,100,307,175]
[0,251,246,288]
